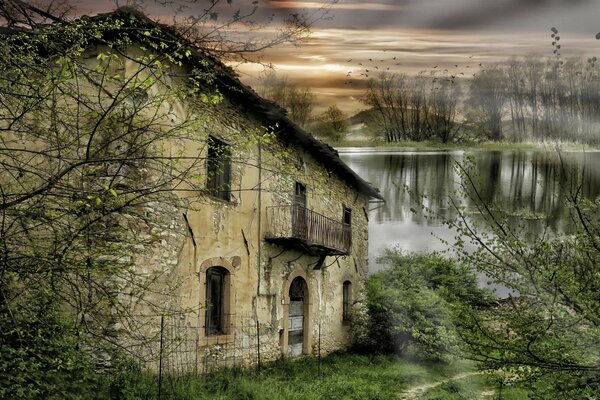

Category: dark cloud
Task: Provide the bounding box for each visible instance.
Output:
[274,0,598,35]
[73,0,600,113]
[421,0,592,31]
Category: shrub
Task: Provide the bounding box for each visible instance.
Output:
[0,290,99,399]
[351,251,492,361]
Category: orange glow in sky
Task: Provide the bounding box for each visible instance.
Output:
[73,0,600,115]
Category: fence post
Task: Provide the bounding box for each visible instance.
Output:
[195,326,199,376]
[158,314,165,400]
[318,323,321,378]
[256,320,261,372]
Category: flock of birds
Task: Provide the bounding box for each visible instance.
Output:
[341,54,486,86]
[340,29,563,87]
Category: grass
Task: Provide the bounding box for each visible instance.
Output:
[105,352,530,400]
[413,372,530,400]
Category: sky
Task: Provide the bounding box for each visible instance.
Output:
[77,0,600,115]
[237,0,600,114]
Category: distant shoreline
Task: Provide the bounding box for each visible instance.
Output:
[330,139,600,153]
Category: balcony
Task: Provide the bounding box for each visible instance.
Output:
[265,205,352,256]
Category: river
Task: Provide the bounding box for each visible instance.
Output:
[339,148,600,293]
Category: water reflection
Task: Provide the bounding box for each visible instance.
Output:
[341,149,600,278]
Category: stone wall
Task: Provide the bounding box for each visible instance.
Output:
[117,53,372,371]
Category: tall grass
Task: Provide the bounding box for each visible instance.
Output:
[104,352,477,400]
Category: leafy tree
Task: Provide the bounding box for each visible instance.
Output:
[0,12,223,396]
[351,251,492,361]
[0,290,99,399]
[0,4,330,396]
[0,0,332,61]
[448,155,600,398]
[312,105,349,140]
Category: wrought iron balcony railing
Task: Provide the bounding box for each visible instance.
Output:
[265,205,351,256]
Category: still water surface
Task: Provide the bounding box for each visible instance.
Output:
[340,148,600,281]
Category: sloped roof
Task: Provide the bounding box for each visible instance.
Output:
[6,7,383,200]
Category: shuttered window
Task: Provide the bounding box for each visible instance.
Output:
[205,266,229,335]
[342,281,352,321]
[206,135,231,201]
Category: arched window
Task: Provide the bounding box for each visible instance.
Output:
[342,281,352,322]
[205,266,229,335]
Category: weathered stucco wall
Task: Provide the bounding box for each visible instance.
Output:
[163,94,371,369]
[101,46,374,371]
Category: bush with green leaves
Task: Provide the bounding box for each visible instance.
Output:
[446,155,600,398]
[312,105,349,140]
[0,289,101,400]
[351,251,492,361]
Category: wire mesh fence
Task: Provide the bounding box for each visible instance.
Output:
[116,304,350,400]
[116,308,343,400]
[153,311,266,377]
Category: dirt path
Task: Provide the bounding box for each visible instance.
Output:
[398,371,484,399]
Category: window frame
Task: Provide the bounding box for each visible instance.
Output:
[342,206,352,226]
[342,280,352,322]
[342,206,352,251]
[205,266,230,336]
[205,135,232,202]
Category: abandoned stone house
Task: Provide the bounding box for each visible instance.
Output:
[4,8,383,370]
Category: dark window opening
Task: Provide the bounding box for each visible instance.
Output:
[294,182,307,207]
[293,182,307,239]
[343,207,352,226]
[342,206,352,250]
[205,266,229,335]
[342,281,352,321]
[289,276,307,301]
[206,136,231,201]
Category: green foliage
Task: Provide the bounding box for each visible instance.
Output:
[312,105,350,140]
[0,10,227,398]
[0,291,98,400]
[448,156,600,398]
[93,352,476,400]
[351,251,492,361]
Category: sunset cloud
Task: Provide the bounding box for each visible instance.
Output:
[70,1,600,115]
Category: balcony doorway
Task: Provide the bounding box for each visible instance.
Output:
[293,182,307,240]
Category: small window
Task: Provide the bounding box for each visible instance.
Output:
[205,266,229,335]
[206,136,231,201]
[342,206,352,251]
[343,207,352,226]
[342,281,352,321]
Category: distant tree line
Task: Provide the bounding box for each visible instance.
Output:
[256,71,350,140]
[256,71,315,129]
[362,72,461,143]
[361,56,600,145]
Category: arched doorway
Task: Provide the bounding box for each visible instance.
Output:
[288,276,308,356]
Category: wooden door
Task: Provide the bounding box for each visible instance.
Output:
[293,182,307,239]
[288,277,307,356]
